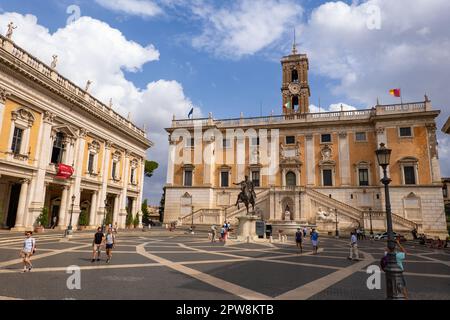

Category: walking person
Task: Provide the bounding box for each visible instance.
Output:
[382,239,409,299]
[311,229,319,254]
[211,225,217,243]
[20,231,36,272]
[348,231,360,261]
[295,228,303,254]
[105,228,116,264]
[92,227,104,262]
[303,227,307,238]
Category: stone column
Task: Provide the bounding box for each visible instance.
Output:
[0,88,11,136]
[305,134,315,186]
[294,191,300,221]
[281,168,286,186]
[236,136,246,183]
[338,132,351,186]
[98,141,112,215]
[89,191,97,227]
[166,139,176,185]
[31,112,55,207]
[12,179,30,231]
[203,137,215,186]
[119,151,131,216]
[113,195,120,227]
[426,124,442,184]
[57,186,69,228]
[136,159,145,227]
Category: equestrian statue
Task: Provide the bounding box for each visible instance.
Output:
[234,176,256,215]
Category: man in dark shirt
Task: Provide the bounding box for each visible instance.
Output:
[92,227,104,262]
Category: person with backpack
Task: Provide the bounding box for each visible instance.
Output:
[92,227,104,262]
[105,227,116,264]
[311,229,319,254]
[295,228,303,254]
[380,239,408,299]
[348,231,360,261]
[20,231,36,272]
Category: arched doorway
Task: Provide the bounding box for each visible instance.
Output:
[6,183,21,229]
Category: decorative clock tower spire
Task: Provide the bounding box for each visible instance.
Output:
[281,35,311,114]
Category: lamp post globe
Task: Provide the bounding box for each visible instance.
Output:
[375,143,406,300]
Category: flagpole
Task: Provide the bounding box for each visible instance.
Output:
[400,88,403,106]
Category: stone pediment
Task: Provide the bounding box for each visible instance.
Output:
[52,124,79,138]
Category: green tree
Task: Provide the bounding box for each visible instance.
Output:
[126,213,134,228]
[142,199,150,226]
[159,187,166,223]
[144,160,159,178]
[37,207,49,227]
[133,213,140,228]
[78,210,88,226]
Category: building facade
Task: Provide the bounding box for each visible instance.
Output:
[0,34,152,231]
[164,46,448,238]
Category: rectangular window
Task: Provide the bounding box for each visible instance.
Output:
[185,137,195,148]
[112,162,117,180]
[51,132,65,164]
[184,170,193,187]
[355,132,367,142]
[286,136,295,145]
[251,171,260,187]
[359,169,369,186]
[399,127,412,137]
[11,127,24,154]
[323,169,333,186]
[88,153,95,174]
[221,171,229,187]
[404,166,416,185]
[321,134,332,143]
[223,138,231,149]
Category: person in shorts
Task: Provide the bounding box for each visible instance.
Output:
[20,231,36,272]
[311,229,319,254]
[295,228,303,254]
[105,228,116,264]
[92,227,104,262]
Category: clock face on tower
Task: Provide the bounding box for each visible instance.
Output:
[288,83,301,95]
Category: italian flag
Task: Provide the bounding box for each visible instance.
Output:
[284,101,292,109]
[389,88,401,97]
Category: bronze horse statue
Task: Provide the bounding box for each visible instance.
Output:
[234,176,256,215]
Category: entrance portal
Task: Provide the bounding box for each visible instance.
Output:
[6,184,21,229]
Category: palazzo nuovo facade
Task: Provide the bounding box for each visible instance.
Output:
[0,34,152,231]
[164,46,448,239]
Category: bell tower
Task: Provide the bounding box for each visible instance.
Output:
[281,34,310,114]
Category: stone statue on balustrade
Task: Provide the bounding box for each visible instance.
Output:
[6,22,17,40]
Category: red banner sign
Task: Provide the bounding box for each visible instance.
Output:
[56,164,74,179]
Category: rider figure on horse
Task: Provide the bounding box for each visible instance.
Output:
[234,176,256,213]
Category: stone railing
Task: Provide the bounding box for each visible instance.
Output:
[171,101,430,129]
[0,35,147,139]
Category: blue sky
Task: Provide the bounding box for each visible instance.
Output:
[1,0,449,204]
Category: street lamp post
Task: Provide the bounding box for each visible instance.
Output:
[335,208,339,238]
[66,194,76,237]
[191,206,195,234]
[375,143,406,300]
[369,208,374,237]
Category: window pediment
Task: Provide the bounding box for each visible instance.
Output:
[12,108,35,126]
[52,124,78,139]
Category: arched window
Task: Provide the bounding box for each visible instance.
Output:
[286,171,296,187]
[291,69,299,83]
[292,96,299,110]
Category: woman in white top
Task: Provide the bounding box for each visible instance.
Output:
[21,231,36,272]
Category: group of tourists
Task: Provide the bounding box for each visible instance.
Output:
[209,221,231,242]
[295,228,319,254]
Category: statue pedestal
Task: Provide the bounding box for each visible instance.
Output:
[236,215,261,242]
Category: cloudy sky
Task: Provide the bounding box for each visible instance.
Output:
[0,0,449,204]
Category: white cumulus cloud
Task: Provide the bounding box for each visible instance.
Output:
[95,0,163,18]
[0,12,196,203]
